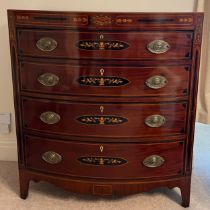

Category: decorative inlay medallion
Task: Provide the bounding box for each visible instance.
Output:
[91,15,112,26]
[78,76,129,87]
[77,156,127,166]
[76,40,129,51]
[76,115,128,125]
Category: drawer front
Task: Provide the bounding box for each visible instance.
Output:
[25,136,184,179]
[22,98,187,138]
[20,62,190,97]
[17,29,192,60]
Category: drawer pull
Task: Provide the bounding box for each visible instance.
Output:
[78,156,127,166]
[145,75,168,89]
[143,155,165,168]
[78,76,129,87]
[38,73,59,87]
[145,114,166,127]
[76,40,129,51]
[40,111,60,124]
[77,115,128,125]
[42,151,62,164]
[36,37,57,51]
[147,40,170,54]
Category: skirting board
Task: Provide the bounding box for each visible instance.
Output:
[0,139,17,161]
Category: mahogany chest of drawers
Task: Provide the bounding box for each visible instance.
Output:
[8,10,203,207]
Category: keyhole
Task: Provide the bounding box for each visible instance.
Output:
[100,34,104,39]
[100,68,105,76]
[100,145,104,152]
[100,106,104,113]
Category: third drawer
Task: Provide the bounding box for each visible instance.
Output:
[22,98,187,138]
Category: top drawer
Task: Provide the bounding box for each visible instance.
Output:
[17,29,193,60]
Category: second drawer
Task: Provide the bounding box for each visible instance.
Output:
[20,62,190,97]
[22,98,187,138]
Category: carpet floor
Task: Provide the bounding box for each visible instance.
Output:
[0,123,210,210]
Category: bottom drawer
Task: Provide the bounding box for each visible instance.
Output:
[24,135,184,179]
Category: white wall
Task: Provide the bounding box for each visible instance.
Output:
[0,0,196,161]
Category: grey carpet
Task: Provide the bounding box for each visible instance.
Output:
[0,123,210,210]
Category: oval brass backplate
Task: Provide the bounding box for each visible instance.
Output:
[40,111,60,125]
[145,75,168,89]
[38,73,59,87]
[147,40,170,54]
[36,37,57,52]
[42,151,62,164]
[143,155,165,168]
[145,114,166,128]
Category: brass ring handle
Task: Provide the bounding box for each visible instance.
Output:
[145,75,168,89]
[42,151,62,164]
[40,111,60,125]
[143,155,165,168]
[36,37,57,52]
[38,73,59,87]
[145,114,166,128]
[147,40,170,54]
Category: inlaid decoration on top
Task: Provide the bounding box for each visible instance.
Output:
[91,15,112,26]
[76,115,128,125]
[75,40,129,50]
